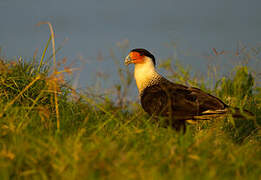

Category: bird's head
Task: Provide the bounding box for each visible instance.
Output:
[124,49,160,93]
[124,48,156,66]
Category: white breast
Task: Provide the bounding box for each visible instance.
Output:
[134,57,161,93]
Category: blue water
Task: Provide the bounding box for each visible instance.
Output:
[1,0,260,94]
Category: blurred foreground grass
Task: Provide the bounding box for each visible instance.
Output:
[0,44,260,180]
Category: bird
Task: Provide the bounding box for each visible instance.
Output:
[124,48,253,132]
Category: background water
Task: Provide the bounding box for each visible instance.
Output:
[1,0,261,93]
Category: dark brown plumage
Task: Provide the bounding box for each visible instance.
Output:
[125,48,254,132]
[140,77,227,131]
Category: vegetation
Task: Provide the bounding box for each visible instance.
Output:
[0,39,260,180]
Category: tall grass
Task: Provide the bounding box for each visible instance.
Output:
[0,34,260,179]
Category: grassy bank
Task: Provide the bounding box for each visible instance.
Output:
[0,45,260,180]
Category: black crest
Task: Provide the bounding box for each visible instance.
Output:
[131,48,156,66]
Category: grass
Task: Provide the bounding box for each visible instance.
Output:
[0,39,260,180]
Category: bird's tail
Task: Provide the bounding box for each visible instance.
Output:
[188,107,254,122]
[227,107,255,119]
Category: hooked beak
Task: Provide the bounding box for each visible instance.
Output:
[124,55,133,66]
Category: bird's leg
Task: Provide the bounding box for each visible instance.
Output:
[172,120,186,133]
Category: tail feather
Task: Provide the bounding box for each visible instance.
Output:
[189,108,254,121]
[227,107,255,119]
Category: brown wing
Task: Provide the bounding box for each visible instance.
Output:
[141,80,227,120]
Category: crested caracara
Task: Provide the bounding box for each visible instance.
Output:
[125,48,253,132]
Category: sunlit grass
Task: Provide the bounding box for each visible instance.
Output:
[0,31,260,179]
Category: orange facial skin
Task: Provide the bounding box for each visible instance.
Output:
[129,52,145,64]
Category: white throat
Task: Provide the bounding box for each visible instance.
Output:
[134,57,161,93]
